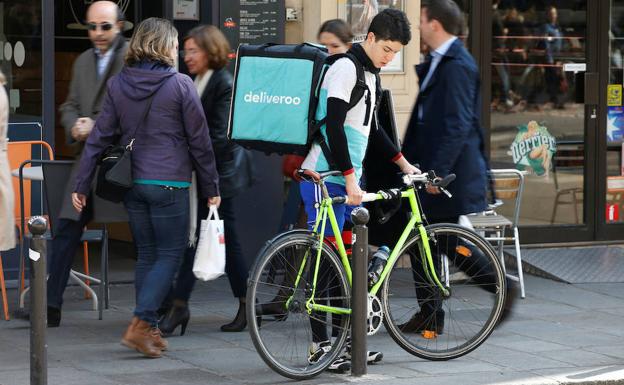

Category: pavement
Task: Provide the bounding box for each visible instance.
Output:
[1,264,624,385]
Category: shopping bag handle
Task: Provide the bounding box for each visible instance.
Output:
[208,205,220,221]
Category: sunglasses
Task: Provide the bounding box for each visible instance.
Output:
[86,22,114,31]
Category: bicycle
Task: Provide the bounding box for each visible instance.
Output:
[246,169,507,379]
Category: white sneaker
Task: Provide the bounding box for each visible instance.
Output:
[308,341,351,373]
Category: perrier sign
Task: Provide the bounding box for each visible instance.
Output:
[510,120,557,177]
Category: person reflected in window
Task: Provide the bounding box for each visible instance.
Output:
[542,5,566,109]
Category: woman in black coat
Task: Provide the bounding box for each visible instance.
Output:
[160,25,254,334]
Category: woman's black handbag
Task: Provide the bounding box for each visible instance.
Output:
[95,94,155,203]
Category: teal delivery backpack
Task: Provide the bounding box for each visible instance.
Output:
[228,43,370,157]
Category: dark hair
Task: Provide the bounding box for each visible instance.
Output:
[422,0,463,36]
[184,25,231,70]
[367,8,411,45]
[317,19,353,45]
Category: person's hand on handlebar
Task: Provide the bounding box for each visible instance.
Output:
[426,184,441,195]
[345,173,364,206]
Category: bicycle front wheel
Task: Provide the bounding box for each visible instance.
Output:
[247,231,351,380]
[382,224,506,360]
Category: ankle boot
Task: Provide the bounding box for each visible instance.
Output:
[150,327,168,351]
[220,298,246,332]
[120,318,162,358]
[121,316,140,348]
[160,304,190,336]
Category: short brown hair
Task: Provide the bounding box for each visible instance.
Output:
[318,19,353,45]
[125,17,178,67]
[183,25,231,70]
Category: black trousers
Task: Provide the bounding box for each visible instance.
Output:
[412,216,505,319]
[167,196,248,304]
[47,202,93,309]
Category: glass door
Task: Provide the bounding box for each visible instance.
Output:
[598,0,624,240]
[487,0,598,243]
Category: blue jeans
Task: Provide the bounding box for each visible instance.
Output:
[124,184,189,325]
[300,181,357,236]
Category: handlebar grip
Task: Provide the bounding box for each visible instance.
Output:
[433,174,456,188]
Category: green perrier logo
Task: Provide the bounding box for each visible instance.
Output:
[510,120,556,177]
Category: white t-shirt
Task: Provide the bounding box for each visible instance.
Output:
[301,57,377,185]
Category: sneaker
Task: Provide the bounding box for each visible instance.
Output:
[308,341,332,364]
[327,356,351,373]
[308,341,351,373]
[343,338,383,364]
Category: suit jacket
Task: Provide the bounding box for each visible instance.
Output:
[200,68,253,199]
[58,35,129,222]
[402,39,488,219]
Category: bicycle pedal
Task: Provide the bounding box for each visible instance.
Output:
[421,330,438,339]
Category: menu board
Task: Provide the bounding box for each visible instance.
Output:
[220,0,285,50]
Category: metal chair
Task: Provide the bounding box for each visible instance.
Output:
[4,140,54,320]
[466,169,526,298]
[17,160,109,320]
[550,144,584,224]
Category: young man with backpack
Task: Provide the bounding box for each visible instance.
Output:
[300,9,419,372]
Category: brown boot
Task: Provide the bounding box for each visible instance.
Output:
[150,327,168,351]
[120,316,140,349]
[120,318,162,358]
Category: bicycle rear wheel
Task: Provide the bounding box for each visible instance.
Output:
[382,224,506,360]
[247,231,351,380]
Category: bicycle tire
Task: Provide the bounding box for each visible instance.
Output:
[382,223,506,360]
[247,231,351,379]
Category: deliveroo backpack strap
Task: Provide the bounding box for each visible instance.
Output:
[313,52,373,170]
[228,43,329,156]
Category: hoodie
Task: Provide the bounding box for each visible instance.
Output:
[74,62,220,199]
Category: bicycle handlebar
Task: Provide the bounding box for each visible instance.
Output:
[335,171,457,205]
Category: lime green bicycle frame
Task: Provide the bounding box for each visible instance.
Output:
[290,183,449,316]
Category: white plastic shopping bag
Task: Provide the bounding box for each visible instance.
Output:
[192,205,226,281]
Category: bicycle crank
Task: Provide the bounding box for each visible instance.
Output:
[367,295,383,335]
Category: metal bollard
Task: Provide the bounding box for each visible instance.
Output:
[28,216,47,385]
[350,207,369,377]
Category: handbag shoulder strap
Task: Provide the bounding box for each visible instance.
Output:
[127,91,157,148]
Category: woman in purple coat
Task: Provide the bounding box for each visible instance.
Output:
[72,18,220,358]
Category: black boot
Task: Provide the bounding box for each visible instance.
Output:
[220,298,246,332]
[159,302,190,336]
[47,306,61,328]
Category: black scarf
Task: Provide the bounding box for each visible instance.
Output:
[348,43,380,75]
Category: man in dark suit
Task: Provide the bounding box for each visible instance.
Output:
[47,0,128,326]
[400,0,515,334]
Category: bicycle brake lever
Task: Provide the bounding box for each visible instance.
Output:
[440,187,452,198]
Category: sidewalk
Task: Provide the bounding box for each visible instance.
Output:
[1,274,623,385]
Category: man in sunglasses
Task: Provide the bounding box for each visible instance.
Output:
[46,0,129,327]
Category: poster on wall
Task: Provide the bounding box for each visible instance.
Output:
[173,0,199,21]
[219,0,285,72]
[338,0,404,72]
[607,106,624,142]
[509,120,557,177]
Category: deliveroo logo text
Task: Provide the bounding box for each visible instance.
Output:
[510,120,556,177]
[244,91,302,106]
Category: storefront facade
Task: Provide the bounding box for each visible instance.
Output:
[2,0,622,245]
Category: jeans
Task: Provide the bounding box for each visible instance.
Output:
[124,184,189,325]
[168,196,248,303]
[47,202,93,309]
